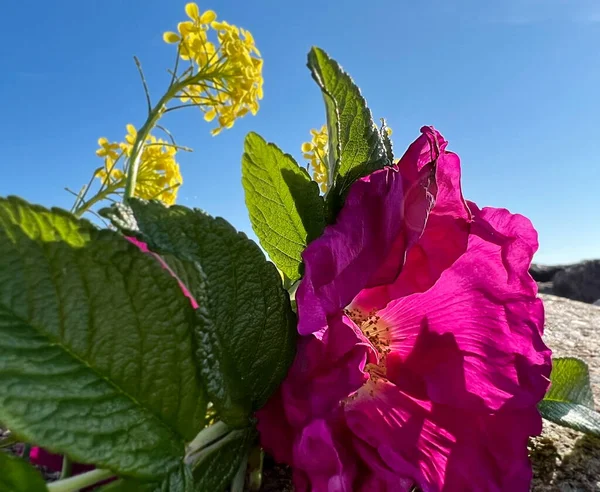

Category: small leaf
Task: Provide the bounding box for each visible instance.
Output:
[242,132,325,282]
[191,427,256,492]
[307,47,389,213]
[102,200,297,427]
[538,400,600,436]
[99,465,193,492]
[0,196,206,479]
[539,357,600,436]
[379,118,394,164]
[0,451,48,491]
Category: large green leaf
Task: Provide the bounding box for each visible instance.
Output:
[242,132,325,282]
[307,47,389,212]
[0,197,206,479]
[102,200,296,427]
[191,427,256,492]
[539,357,600,436]
[0,451,48,491]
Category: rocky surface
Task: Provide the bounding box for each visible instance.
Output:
[531,261,600,305]
[529,294,600,491]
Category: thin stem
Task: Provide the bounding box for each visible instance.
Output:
[168,43,182,89]
[124,68,228,200]
[186,420,229,456]
[47,469,114,492]
[134,56,152,115]
[164,103,200,114]
[59,455,72,480]
[70,165,102,213]
[21,443,31,461]
[73,182,123,217]
[230,452,248,492]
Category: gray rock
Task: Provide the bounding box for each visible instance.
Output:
[530,294,600,491]
[530,264,566,283]
[594,299,600,307]
[552,260,600,304]
[537,281,555,295]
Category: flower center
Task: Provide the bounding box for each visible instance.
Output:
[344,307,391,358]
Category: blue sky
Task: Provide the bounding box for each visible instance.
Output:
[1,0,599,265]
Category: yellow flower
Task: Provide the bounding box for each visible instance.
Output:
[96,137,120,160]
[95,157,125,185]
[94,125,183,205]
[163,3,263,135]
[302,125,329,193]
[135,136,183,205]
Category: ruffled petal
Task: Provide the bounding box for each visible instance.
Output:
[354,126,472,312]
[379,207,551,411]
[296,166,406,336]
[345,381,540,491]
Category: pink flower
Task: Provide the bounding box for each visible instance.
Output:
[257,126,552,491]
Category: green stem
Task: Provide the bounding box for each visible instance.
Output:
[124,67,226,201]
[59,455,72,480]
[21,443,31,461]
[186,420,229,456]
[73,182,123,217]
[230,452,248,492]
[46,469,113,492]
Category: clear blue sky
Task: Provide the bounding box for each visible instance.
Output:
[1,0,599,265]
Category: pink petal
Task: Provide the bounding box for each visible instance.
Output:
[296,166,406,336]
[380,206,551,412]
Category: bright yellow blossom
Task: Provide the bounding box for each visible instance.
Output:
[163,3,263,135]
[302,125,329,193]
[96,137,120,160]
[95,125,182,205]
[302,123,393,193]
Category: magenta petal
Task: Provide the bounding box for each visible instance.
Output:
[382,206,551,411]
[296,166,406,336]
[292,418,356,492]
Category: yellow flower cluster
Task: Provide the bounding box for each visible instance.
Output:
[163,3,263,135]
[95,125,182,205]
[302,126,329,193]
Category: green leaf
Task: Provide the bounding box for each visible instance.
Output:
[0,196,206,479]
[242,132,325,282]
[379,118,394,164]
[0,451,48,491]
[99,465,193,492]
[102,200,297,427]
[307,46,389,212]
[539,357,600,436]
[191,427,256,492]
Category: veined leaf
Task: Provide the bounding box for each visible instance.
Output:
[242,132,325,282]
[307,47,389,213]
[0,197,206,479]
[0,451,48,491]
[539,357,600,436]
[102,200,296,427]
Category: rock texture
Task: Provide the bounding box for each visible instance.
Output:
[529,294,600,491]
[531,261,600,305]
